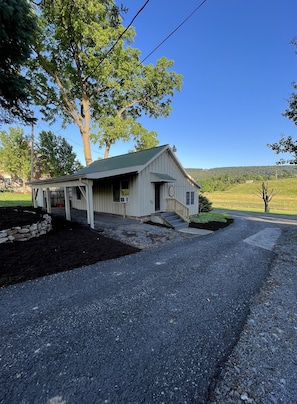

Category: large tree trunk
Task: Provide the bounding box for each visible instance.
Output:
[81,128,92,166]
[80,97,92,165]
[104,142,111,159]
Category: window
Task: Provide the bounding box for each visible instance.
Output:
[121,180,129,196]
[186,191,195,205]
[113,182,120,202]
[186,191,190,205]
[113,180,129,202]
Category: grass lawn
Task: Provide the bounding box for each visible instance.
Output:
[205,178,297,215]
[0,192,32,207]
[190,212,232,223]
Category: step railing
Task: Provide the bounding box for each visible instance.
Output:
[166,198,190,222]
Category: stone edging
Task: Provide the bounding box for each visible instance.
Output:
[0,214,52,244]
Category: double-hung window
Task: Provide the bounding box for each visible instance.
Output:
[186,191,195,205]
[113,180,129,202]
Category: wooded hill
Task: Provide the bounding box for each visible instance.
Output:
[186,165,297,180]
[186,165,297,192]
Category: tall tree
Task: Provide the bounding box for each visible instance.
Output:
[37,131,82,177]
[268,38,297,164]
[27,0,182,164]
[0,0,36,124]
[0,127,31,188]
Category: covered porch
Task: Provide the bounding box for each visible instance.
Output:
[30,177,95,229]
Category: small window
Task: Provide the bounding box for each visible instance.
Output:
[121,180,129,196]
[186,191,195,206]
[186,192,190,205]
[113,182,120,202]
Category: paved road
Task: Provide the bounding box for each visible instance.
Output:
[0,212,295,403]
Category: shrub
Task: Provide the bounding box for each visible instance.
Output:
[199,194,213,212]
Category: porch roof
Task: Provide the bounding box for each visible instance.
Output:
[150,172,176,182]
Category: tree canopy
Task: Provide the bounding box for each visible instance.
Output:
[268,38,297,164]
[0,0,37,124]
[0,127,82,183]
[27,0,182,164]
[37,131,82,177]
[0,127,31,186]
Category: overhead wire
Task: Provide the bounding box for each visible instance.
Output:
[140,0,208,64]
[95,0,151,69]
[32,0,209,163]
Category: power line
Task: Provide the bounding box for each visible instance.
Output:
[140,0,208,64]
[95,0,151,69]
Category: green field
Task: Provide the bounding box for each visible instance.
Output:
[205,178,297,214]
[0,192,32,207]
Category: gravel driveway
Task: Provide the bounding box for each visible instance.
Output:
[0,212,296,403]
[209,224,297,403]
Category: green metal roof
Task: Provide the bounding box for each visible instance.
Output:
[150,172,176,182]
[75,144,169,175]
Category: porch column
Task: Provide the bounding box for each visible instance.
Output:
[87,181,94,229]
[81,180,94,229]
[45,187,51,214]
[32,188,38,208]
[64,186,71,221]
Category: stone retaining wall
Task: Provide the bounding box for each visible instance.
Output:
[0,214,52,244]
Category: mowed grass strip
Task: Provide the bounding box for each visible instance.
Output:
[0,192,32,207]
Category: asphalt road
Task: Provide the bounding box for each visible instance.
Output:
[1,212,296,404]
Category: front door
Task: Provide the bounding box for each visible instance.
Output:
[155,183,161,211]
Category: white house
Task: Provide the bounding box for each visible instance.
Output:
[29,144,200,228]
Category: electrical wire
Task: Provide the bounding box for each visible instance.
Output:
[95,0,151,69]
[140,0,208,64]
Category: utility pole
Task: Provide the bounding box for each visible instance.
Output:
[30,122,34,181]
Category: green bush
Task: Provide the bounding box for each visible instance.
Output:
[199,194,213,212]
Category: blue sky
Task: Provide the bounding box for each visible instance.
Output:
[27,0,297,168]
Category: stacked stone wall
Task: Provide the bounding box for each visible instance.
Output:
[0,214,52,244]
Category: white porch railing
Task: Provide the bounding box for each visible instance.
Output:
[166,198,190,222]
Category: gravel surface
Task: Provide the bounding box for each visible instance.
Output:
[209,226,297,403]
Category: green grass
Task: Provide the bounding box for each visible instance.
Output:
[205,178,297,215]
[0,192,32,207]
[190,212,232,223]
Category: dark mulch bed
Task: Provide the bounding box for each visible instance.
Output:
[189,218,234,231]
[0,207,233,288]
[0,207,140,288]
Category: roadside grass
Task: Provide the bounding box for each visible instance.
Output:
[0,192,32,207]
[205,178,297,215]
[190,212,232,223]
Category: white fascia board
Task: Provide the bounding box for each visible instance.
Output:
[30,179,87,189]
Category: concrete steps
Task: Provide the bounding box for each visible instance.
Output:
[160,211,189,230]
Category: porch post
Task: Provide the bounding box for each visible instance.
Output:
[64,186,71,221]
[87,180,94,229]
[32,188,38,208]
[81,180,94,229]
[45,187,51,214]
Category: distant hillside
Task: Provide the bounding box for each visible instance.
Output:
[186,165,297,181]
